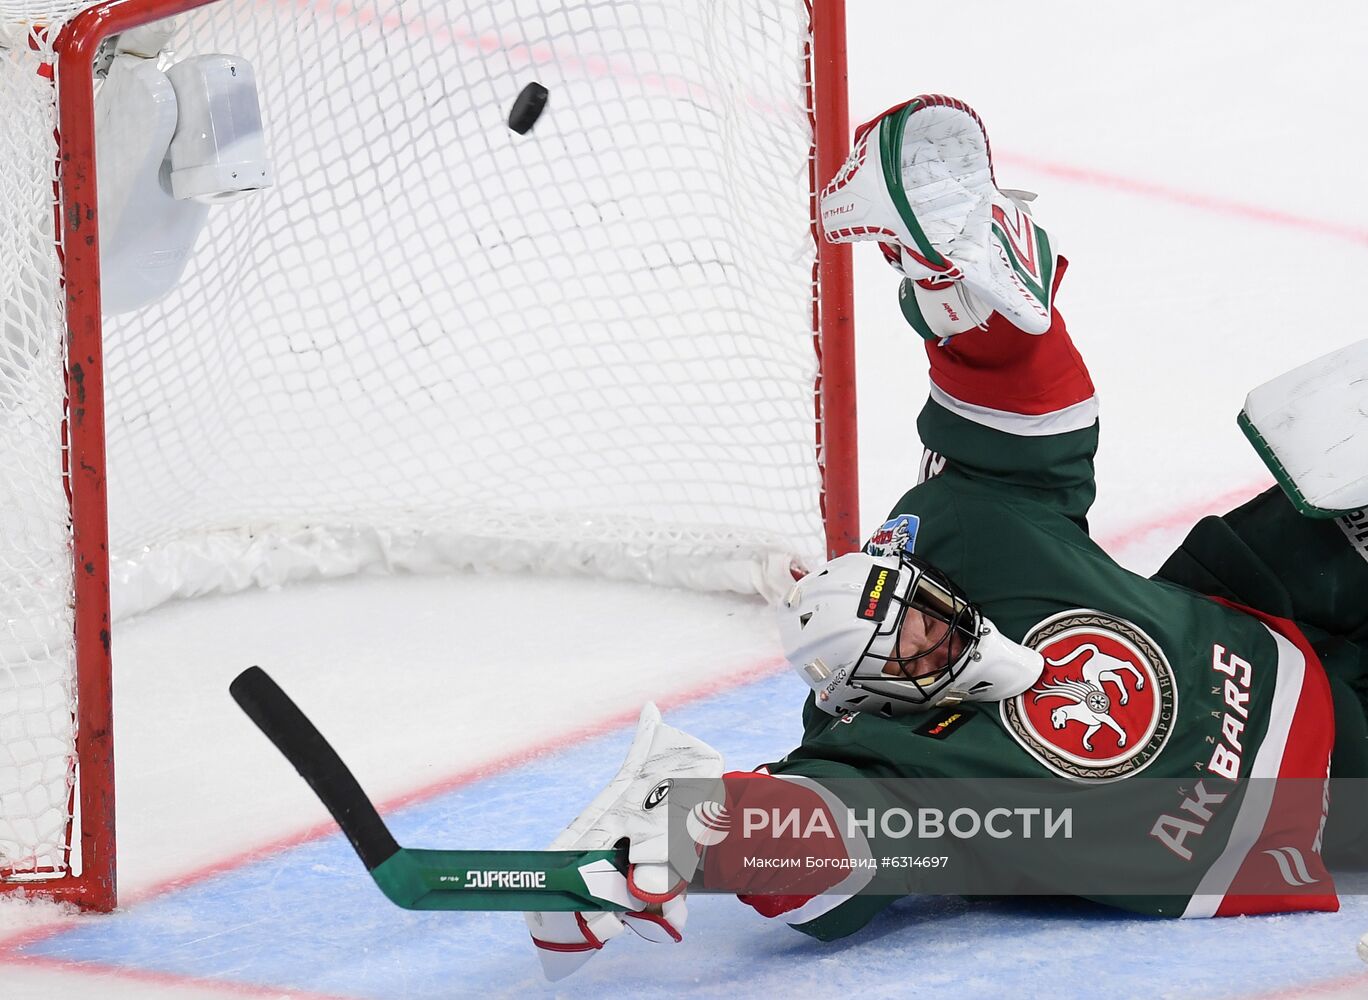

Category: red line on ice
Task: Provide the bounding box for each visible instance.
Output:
[1240,969,1368,999]
[1094,478,1274,553]
[0,951,356,1000]
[997,151,1368,248]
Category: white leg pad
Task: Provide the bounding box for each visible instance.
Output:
[1240,339,1368,517]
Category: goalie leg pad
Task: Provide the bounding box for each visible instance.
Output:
[1240,338,1368,517]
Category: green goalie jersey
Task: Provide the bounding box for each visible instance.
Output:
[762,273,1346,936]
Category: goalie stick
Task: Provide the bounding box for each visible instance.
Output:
[229,666,627,912]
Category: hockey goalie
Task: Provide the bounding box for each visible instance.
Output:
[523,95,1368,979]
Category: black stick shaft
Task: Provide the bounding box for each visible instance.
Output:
[230,666,400,871]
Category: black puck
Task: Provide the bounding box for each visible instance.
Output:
[508,82,549,134]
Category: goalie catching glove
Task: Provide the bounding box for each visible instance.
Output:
[524,703,723,981]
[819,94,1058,338]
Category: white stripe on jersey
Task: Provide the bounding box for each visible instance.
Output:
[1181,626,1306,918]
[929,381,1099,437]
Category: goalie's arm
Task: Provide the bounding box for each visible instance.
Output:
[229,666,626,912]
[902,264,1102,532]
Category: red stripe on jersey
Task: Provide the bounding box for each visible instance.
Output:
[925,257,1096,418]
[1207,600,1338,917]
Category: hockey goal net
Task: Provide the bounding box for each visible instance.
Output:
[0,0,853,909]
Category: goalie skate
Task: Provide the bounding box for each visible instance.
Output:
[819,94,1056,334]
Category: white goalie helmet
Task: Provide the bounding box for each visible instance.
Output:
[778,550,1044,717]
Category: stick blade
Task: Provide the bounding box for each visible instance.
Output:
[230,666,400,871]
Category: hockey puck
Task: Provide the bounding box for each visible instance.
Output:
[508,82,548,134]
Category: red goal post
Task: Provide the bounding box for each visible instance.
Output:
[1,0,855,912]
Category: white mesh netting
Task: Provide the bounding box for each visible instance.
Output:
[2,5,82,881]
[1,0,827,882]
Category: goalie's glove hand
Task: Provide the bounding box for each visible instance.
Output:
[524,702,723,981]
[819,95,1057,336]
